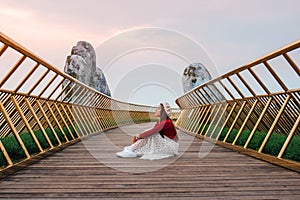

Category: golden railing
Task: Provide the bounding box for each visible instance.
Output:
[176,40,300,171]
[0,32,157,175]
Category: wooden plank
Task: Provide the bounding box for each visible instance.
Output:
[0,122,300,199]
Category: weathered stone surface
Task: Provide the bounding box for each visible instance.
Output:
[182,63,224,102]
[64,41,111,96]
[182,63,212,93]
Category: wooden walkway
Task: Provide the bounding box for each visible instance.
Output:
[0,122,300,199]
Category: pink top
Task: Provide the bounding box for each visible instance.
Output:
[138,119,177,141]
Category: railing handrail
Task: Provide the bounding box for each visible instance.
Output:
[0,32,159,111]
[0,32,161,176]
[177,39,300,104]
[175,39,300,172]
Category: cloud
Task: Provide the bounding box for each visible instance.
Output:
[0,6,32,19]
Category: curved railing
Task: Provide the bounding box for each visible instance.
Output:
[1,31,298,176]
[175,40,300,171]
[0,32,157,175]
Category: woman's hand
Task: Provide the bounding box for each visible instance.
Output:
[132,135,140,143]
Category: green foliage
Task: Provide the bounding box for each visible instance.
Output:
[19,133,39,155]
[211,125,223,138]
[198,122,300,163]
[62,127,73,140]
[35,129,51,149]
[0,125,77,168]
[235,130,251,146]
[0,152,7,167]
[283,136,300,162]
[133,118,151,123]
[1,135,26,163]
[217,127,229,141]
[248,131,267,151]
[225,129,239,143]
[263,133,287,156]
[68,126,78,138]
[200,124,209,135]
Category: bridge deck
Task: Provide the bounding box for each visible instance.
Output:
[1,122,300,199]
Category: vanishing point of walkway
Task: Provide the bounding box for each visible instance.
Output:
[0,122,300,199]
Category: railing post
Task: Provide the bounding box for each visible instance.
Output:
[232,99,258,145]
[0,32,157,173]
[11,96,44,153]
[258,95,291,153]
[0,99,30,158]
[223,101,247,142]
[278,114,300,158]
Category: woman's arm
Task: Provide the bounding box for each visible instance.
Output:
[137,122,165,138]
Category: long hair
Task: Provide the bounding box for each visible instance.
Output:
[159,103,178,138]
[160,103,170,121]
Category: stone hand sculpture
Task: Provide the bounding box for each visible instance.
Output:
[64,41,111,97]
[182,63,212,93]
[182,63,223,102]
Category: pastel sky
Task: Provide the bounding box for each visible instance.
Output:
[1,0,300,107]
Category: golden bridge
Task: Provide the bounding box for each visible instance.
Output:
[0,32,299,199]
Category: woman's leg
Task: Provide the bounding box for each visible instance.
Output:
[130,138,147,151]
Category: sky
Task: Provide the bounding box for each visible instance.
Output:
[1,0,300,108]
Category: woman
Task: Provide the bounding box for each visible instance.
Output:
[116,102,179,160]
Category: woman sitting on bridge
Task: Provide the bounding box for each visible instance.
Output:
[116,102,179,160]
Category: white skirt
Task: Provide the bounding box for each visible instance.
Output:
[129,134,179,160]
